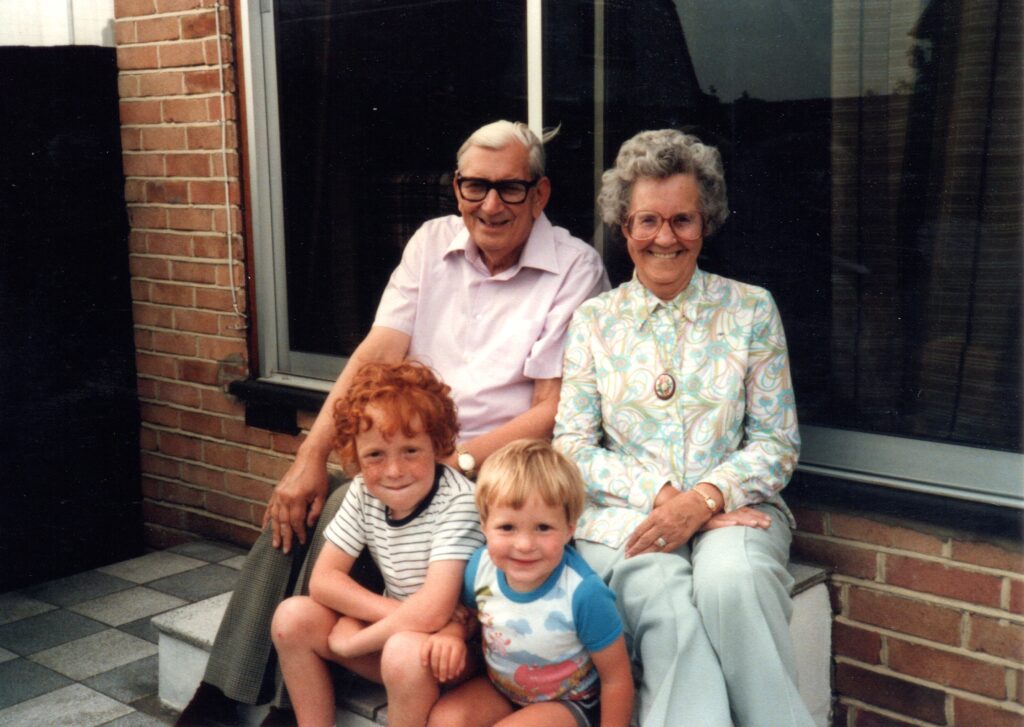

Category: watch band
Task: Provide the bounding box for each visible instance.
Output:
[692,483,719,513]
[456,447,476,478]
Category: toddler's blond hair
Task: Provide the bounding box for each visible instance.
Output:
[475,439,586,526]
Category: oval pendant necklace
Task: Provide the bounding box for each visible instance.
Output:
[651,311,678,400]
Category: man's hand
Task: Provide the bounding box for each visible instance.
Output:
[262,456,329,553]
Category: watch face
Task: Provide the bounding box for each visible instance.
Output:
[458,452,475,471]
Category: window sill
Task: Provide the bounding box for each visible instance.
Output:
[227,378,327,436]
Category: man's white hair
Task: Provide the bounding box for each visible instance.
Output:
[456,120,560,178]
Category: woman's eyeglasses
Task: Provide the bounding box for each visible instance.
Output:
[624,210,704,241]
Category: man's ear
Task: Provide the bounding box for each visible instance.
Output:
[531,176,551,218]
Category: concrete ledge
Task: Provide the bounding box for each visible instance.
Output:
[155,563,831,726]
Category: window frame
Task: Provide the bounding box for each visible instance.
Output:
[238,0,1023,509]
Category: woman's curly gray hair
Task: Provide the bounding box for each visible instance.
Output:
[598,129,729,237]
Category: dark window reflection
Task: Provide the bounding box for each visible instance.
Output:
[274,0,526,358]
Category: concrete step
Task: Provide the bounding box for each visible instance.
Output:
[153,563,831,726]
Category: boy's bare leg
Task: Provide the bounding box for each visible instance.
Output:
[427,675,516,727]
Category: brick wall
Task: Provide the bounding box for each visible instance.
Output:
[114,0,306,549]
[792,505,1024,726]
[111,3,1023,725]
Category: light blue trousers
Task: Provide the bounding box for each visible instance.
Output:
[577,504,815,727]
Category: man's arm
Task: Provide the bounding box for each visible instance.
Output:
[263,326,411,552]
[441,376,561,470]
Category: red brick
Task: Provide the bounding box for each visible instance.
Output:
[271,433,303,456]
[157,380,203,408]
[130,256,170,280]
[182,461,225,490]
[120,100,163,125]
[114,19,137,45]
[181,11,217,39]
[151,330,197,356]
[122,152,165,177]
[147,180,189,204]
[835,663,946,724]
[792,534,879,581]
[143,500,186,530]
[141,477,162,499]
[173,309,220,335]
[847,587,961,645]
[156,0,208,11]
[192,234,228,259]
[887,638,1005,698]
[249,451,291,481]
[171,261,218,285]
[194,286,234,311]
[121,128,142,151]
[158,40,206,68]
[182,509,260,544]
[850,707,913,727]
[204,442,248,471]
[136,377,158,401]
[133,302,174,329]
[224,472,274,502]
[178,358,221,386]
[830,514,946,557]
[146,231,192,256]
[115,0,156,18]
[202,389,246,416]
[166,207,215,232]
[196,336,247,362]
[140,402,180,428]
[140,452,181,478]
[117,44,159,70]
[136,16,180,42]
[134,328,154,351]
[150,282,195,307]
[952,540,1024,573]
[137,70,184,97]
[969,615,1024,662]
[158,431,203,460]
[163,97,211,122]
[160,480,207,508]
[791,506,827,536]
[135,352,175,380]
[953,696,1024,727]
[186,124,228,150]
[833,620,882,665]
[128,205,166,229]
[210,151,239,176]
[1011,580,1024,615]
[123,178,146,202]
[141,127,187,152]
[223,419,273,449]
[165,153,213,177]
[189,180,234,205]
[886,555,1003,608]
[180,410,224,438]
[206,492,255,522]
[183,69,221,94]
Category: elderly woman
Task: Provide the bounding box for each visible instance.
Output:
[553,129,814,727]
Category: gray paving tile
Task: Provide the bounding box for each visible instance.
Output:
[168,540,247,563]
[69,586,187,627]
[105,710,175,727]
[129,693,184,725]
[0,648,14,664]
[0,608,106,656]
[0,658,72,710]
[21,570,134,608]
[29,628,158,681]
[0,683,132,727]
[221,555,247,570]
[119,615,160,644]
[0,592,58,625]
[98,551,207,584]
[146,563,238,601]
[82,653,158,704]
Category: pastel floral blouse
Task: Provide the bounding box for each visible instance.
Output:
[553,269,799,549]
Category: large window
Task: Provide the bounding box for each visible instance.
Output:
[245,0,1022,506]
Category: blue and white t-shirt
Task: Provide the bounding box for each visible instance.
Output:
[462,545,622,705]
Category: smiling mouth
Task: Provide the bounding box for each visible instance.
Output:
[649,250,682,259]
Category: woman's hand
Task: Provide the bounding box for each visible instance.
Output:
[699,506,771,532]
[626,486,708,557]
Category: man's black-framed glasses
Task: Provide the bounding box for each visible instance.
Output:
[624,210,705,241]
[455,173,539,204]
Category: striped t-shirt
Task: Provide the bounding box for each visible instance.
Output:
[324,464,484,600]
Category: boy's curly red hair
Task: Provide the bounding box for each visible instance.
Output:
[332,361,459,471]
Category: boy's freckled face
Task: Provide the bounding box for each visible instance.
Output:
[355,406,436,520]
[483,493,574,592]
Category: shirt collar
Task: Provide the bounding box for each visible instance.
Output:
[627,267,707,330]
[444,213,559,277]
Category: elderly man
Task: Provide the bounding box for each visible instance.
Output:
[177,120,609,726]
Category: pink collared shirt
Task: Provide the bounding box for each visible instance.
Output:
[374,213,609,440]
